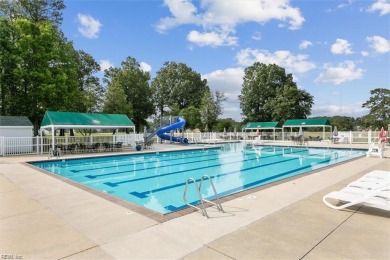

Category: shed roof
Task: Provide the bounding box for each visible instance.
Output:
[283,118,331,127]
[244,122,282,129]
[0,116,33,127]
[40,111,135,129]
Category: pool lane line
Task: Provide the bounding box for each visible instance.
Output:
[60,148,301,179]
[112,149,340,190]
[101,149,315,186]
[129,155,334,200]
[129,150,362,200]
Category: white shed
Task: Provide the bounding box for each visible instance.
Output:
[0,116,34,155]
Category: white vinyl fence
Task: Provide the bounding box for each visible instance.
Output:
[0,130,385,156]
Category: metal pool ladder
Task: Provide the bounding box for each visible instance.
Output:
[183,175,224,218]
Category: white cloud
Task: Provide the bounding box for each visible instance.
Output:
[77,14,102,39]
[236,48,316,74]
[299,40,312,49]
[361,51,370,57]
[367,0,390,15]
[331,39,353,55]
[202,68,244,121]
[156,0,304,47]
[187,30,238,47]
[311,103,368,117]
[100,60,113,71]
[315,61,364,85]
[366,35,390,53]
[337,0,354,9]
[326,0,355,13]
[156,0,200,32]
[140,62,152,72]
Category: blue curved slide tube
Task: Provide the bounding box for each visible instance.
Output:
[157,117,188,144]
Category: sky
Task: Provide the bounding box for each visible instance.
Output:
[61,0,390,122]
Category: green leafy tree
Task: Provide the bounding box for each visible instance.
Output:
[215,118,235,132]
[179,106,201,130]
[0,19,81,134]
[239,63,313,123]
[265,85,313,124]
[361,88,390,129]
[103,57,154,132]
[0,18,18,116]
[151,62,209,116]
[75,50,104,112]
[0,0,65,26]
[1,2,104,134]
[200,90,226,131]
[103,82,132,114]
[329,116,355,131]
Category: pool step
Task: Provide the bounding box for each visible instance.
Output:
[183,175,224,218]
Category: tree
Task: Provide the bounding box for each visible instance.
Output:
[265,85,313,124]
[361,88,390,129]
[199,90,226,131]
[1,2,104,134]
[0,19,81,134]
[239,63,313,123]
[0,0,65,26]
[74,50,104,112]
[103,82,132,114]
[151,62,209,116]
[179,106,201,130]
[329,116,355,131]
[0,17,18,116]
[215,118,236,132]
[103,57,154,132]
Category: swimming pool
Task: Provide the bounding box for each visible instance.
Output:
[31,143,366,214]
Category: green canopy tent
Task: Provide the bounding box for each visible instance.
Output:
[282,118,332,141]
[40,111,136,152]
[243,122,282,141]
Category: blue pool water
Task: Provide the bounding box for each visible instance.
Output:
[31,143,366,214]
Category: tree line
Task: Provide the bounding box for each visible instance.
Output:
[1,1,388,135]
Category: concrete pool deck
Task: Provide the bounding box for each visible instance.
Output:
[0,141,389,259]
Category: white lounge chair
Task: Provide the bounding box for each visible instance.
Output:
[362,170,390,179]
[347,170,390,189]
[323,184,390,211]
[340,186,390,200]
[366,139,385,159]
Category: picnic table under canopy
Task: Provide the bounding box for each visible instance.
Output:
[243,122,282,140]
[40,111,136,152]
[282,118,332,141]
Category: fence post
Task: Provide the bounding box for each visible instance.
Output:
[349,131,352,144]
[368,130,372,143]
[0,136,4,156]
[35,136,39,155]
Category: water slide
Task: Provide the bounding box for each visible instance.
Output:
[157,117,188,144]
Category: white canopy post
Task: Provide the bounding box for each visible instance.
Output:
[323,126,326,141]
[52,125,55,151]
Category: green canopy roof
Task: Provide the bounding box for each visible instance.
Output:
[40,111,135,129]
[283,118,331,127]
[244,122,282,129]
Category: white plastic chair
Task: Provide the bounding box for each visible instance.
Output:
[366,139,385,159]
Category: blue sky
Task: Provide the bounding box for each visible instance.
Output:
[61,0,390,121]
